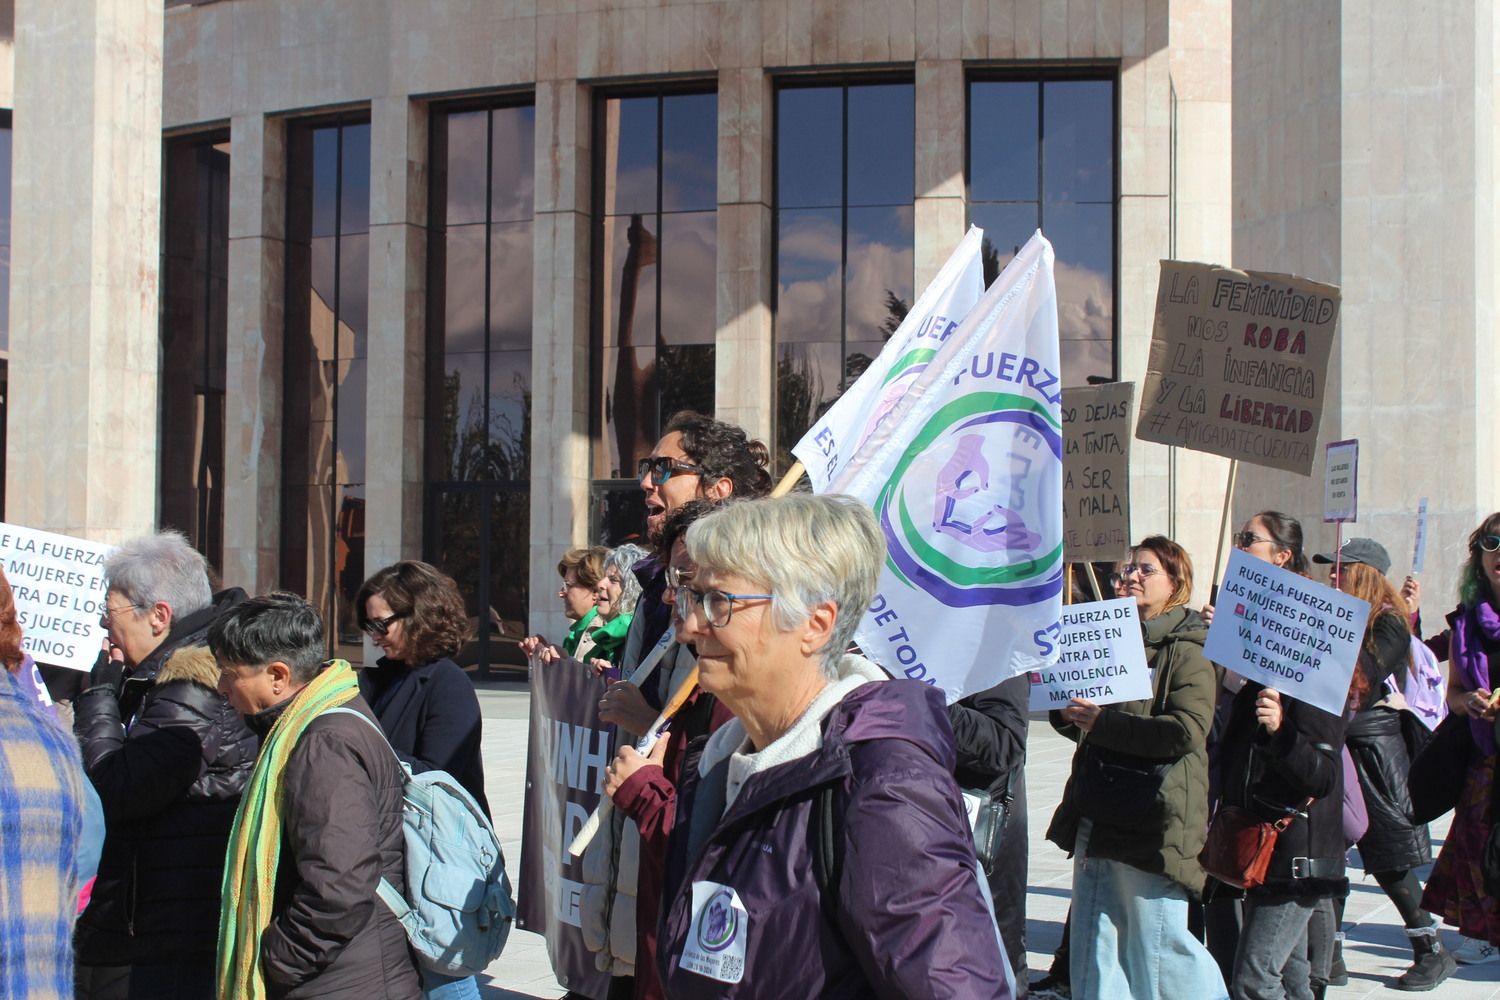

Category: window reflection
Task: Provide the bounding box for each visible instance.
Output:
[284,118,370,660]
[159,132,228,568]
[774,81,915,469]
[425,103,535,674]
[592,89,718,482]
[969,77,1115,387]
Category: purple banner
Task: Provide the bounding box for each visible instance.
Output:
[518,656,613,999]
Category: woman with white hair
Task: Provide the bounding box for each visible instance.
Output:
[587,543,649,669]
[655,494,1012,998]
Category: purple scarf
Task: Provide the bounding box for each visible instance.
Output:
[1451,599,1500,755]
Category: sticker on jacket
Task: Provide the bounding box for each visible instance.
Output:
[680,881,747,984]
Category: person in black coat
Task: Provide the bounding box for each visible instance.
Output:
[949,671,1030,995]
[73,531,256,1000]
[1317,545,1455,990]
[356,560,488,999]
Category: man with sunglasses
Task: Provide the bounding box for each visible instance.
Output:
[581,412,770,1000]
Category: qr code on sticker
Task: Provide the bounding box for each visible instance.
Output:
[721,955,744,982]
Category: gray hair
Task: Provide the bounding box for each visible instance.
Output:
[685,494,884,677]
[104,530,213,619]
[603,543,649,618]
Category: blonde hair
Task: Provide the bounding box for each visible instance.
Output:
[685,494,885,676]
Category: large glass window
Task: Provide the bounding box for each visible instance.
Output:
[591,89,718,543]
[968,76,1116,385]
[773,81,915,469]
[426,102,535,675]
[283,118,370,660]
[159,133,229,571]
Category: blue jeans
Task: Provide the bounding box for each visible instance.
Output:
[419,967,481,1000]
[1231,896,1327,1000]
[1071,818,1229,1000]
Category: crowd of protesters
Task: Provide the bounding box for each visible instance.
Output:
[2,406,1499,1000]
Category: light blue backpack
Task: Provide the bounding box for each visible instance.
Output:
[328,707,515,976]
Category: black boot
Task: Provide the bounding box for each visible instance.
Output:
[1327,933,1348,986]
[1393,923,1458,991]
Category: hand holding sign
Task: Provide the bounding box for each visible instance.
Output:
[1029,598,1153,711]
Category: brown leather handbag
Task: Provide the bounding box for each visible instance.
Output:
[1199,801,1308,890]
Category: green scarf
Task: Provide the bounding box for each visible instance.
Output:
[590,612,634,664]
[216,660,360,1000]
[563,607,599,656]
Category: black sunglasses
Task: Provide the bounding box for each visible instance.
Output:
[637,456,705,486]
[362,612,407,637]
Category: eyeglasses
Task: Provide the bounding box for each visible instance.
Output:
[362,612,407,637]
[665,565,693,591]
[1478,535,1500,553]
[674,586,772,628]
[1107,573,1124,588]
[98,603,143,629]
[1233,530,1274,549]
[638,456,705,486]
[1118,564,1163,580]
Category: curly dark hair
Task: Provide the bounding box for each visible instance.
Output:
[0,569,23,673]
[664,410,773,499]
[355,561,470,664]
[658,499,718,558]
[1459,511,1500,608]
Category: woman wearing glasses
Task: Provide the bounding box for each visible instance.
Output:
[355,561,488,999]
[1419,513,1500,966]
[656,494,1011,998]
[1046,535,1226,998]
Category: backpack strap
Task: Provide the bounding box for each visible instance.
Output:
[322,706,411,921]
[811,783,843,926]
[324,705,405,769]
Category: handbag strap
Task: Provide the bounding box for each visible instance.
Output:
[1270,796,1316,832]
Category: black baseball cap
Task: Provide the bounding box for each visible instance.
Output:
[1312,537,1391,575]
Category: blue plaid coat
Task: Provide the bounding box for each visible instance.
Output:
[0,668,85,1000]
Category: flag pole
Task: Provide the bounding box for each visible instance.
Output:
[1210,459,1240,604]
[568,460,806,858]
[1080,561,1103,601]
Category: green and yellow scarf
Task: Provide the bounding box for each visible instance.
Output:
[216,660,360,1000]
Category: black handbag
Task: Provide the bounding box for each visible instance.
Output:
[963,768,1016,876]
[1074,743,1171,824]
[1408,711,1475,824]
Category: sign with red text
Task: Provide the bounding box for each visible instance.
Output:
[518,656,611,1000]
[1062,383,1133,561]
[0,522,114,671]
[1135,261,1341,476]
[1203,548,1369,717]
[1322,439,1359,523]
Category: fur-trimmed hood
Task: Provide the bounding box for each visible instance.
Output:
[155,645,221,690]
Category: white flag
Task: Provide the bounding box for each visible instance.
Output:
[830,231,1064,703]
[792,227,986,493]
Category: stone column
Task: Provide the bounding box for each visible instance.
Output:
[715,67,774,446]
[530,80,592,645]
[7,0,163,540]
[222,114,286,592]
[365,97,428,574]
[913,58,967,291]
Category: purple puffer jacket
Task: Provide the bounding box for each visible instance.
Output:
[657,677,1012,999]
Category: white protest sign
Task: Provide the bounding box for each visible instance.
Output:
[1322,439,1358,523]
[1028,598,1152,711]
[0,522,114,671]
[1412,497,1429,574]
[1203,548,1369,717]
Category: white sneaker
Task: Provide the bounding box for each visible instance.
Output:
[1451,935,1500,965]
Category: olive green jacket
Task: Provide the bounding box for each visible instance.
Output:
[1045,605,1217,895]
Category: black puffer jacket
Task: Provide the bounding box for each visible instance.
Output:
[74,589,256,966]
[1218,681,1347,898]
[246,692,421,1000]
[1346,611,1430,872]
[949,671,1029,985]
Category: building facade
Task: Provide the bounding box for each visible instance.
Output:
[1,0,1493,666]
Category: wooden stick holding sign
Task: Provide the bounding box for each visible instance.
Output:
[568,461,806,858]
[1210,459,1240,604]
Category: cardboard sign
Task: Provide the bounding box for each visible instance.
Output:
[517,656,612,999]
[1136,261,1341,476]
[1203,549,1369,717]
[1412,498,1429,574]
[0,522,113,671]
[1062,383,1134,562]
[1028,598,1153,711]
[1322,439,1359,523]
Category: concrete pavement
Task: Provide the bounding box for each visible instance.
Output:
[471,676,1500,999]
